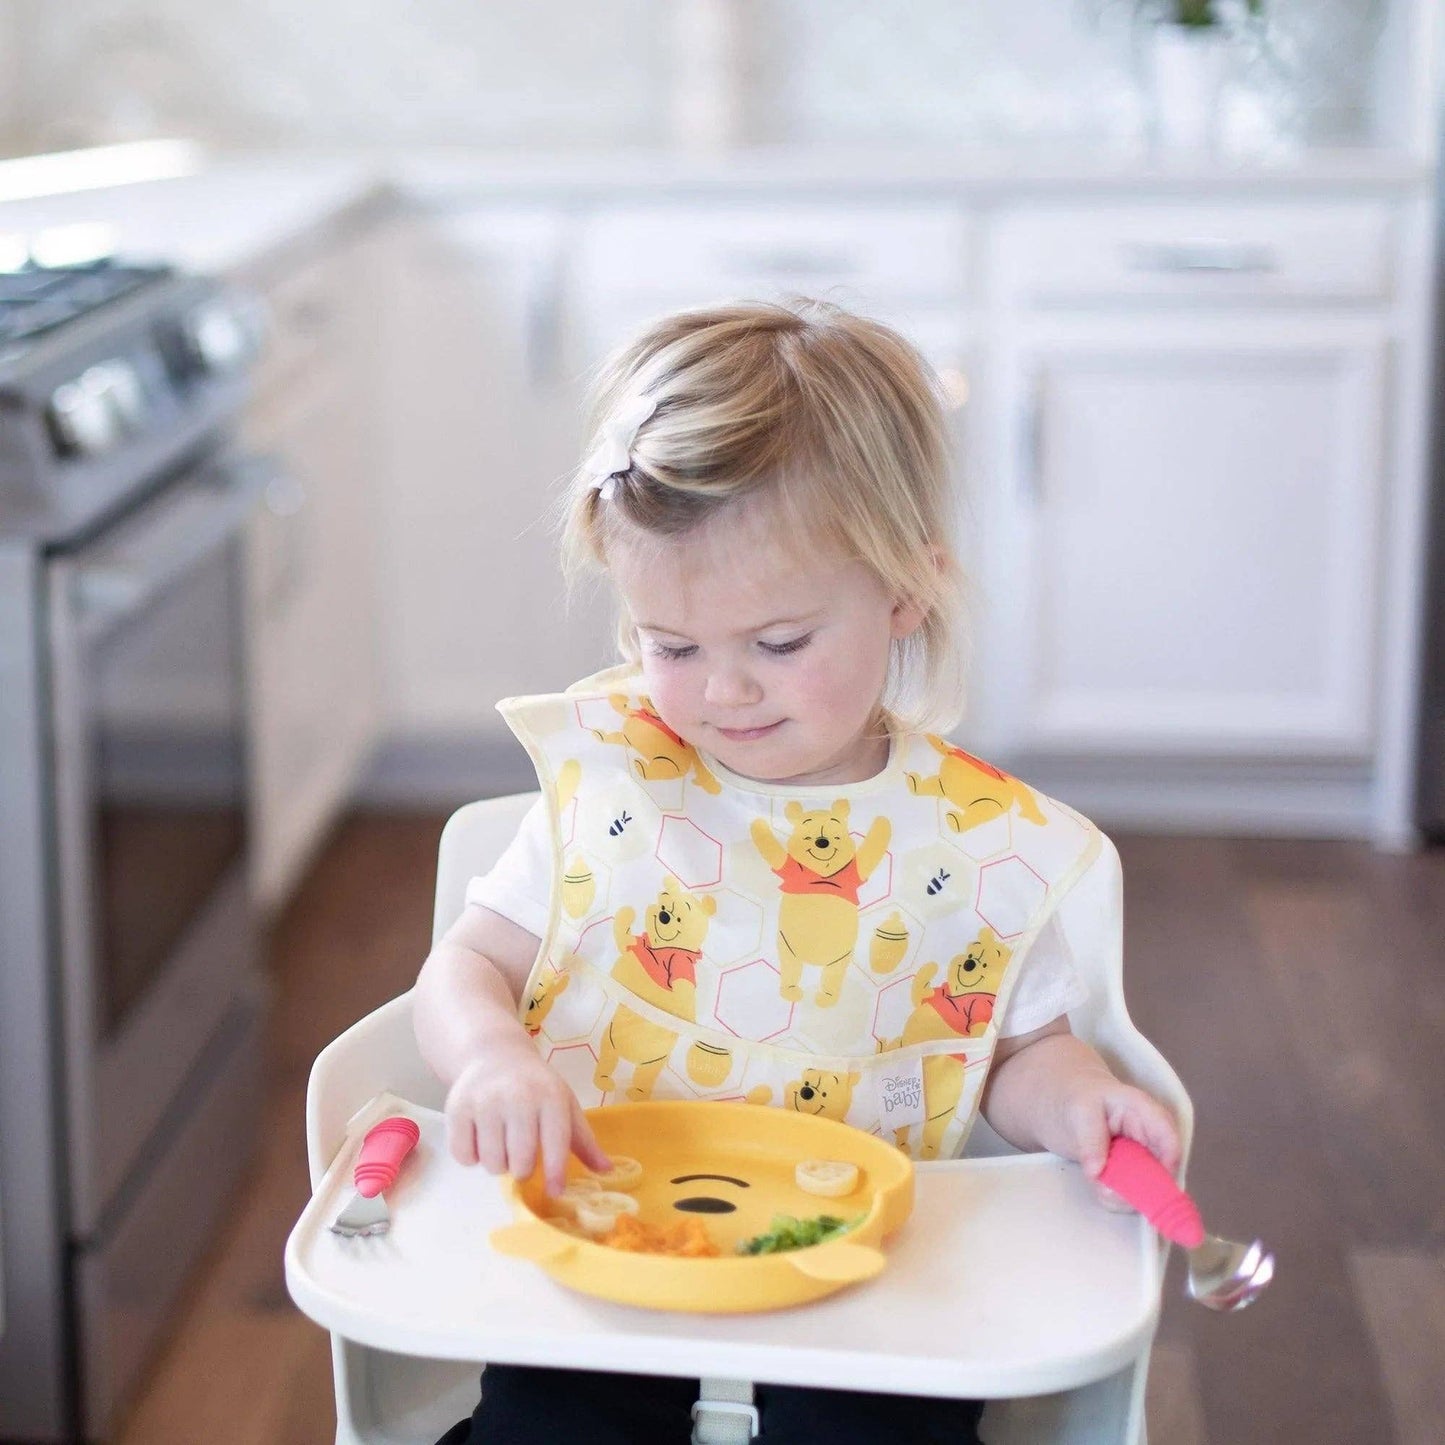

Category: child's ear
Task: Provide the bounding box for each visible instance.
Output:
[890,594,927,641]
[891,547,945,640]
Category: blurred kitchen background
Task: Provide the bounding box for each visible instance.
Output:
[0,1,1442,1443]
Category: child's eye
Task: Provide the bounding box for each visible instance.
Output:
[647,640,697,661]
[760,634,812,657]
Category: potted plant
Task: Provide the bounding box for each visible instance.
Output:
[1144,0,1264,153]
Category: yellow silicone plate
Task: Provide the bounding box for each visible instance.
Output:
[490,1101,914,1313]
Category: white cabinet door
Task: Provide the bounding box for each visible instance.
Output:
[988,316,1389,758]
[243,237,384,910]
[374,208,610,732]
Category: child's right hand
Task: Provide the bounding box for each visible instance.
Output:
[443,1035,611,1196]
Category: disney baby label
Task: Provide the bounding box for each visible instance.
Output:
[873,1053,926,1134]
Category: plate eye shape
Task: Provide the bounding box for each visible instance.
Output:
[673,1196,737,1214]
[668,1173,751,1215]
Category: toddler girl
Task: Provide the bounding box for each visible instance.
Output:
[416,298,1180,1445]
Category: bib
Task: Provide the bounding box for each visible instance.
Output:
[501,664,1101,1161]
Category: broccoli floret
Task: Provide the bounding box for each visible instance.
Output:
[736,1213,862,1255]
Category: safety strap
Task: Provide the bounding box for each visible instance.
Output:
[691,1377,758,1444]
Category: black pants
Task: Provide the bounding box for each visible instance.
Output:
[436,1363,985,1444]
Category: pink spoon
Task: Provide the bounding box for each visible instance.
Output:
[1098,1136,1274,1312]
[329,1115,420,1238]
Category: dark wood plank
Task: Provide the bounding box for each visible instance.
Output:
[1350,1248,1445,1445]
[115,812,449,1445]
[111,816,1445,1445]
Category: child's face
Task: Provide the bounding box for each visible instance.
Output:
[611,502,923,787]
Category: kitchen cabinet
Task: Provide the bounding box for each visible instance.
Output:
[242,231,385,911]
[353,176,1427,843]
[372,206,610,745]
[986,315,1389,757]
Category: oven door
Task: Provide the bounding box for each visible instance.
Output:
[48,451,275,1237]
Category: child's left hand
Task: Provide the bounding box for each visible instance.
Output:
[1056,1070,1182,1213]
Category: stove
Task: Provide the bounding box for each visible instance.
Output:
[0,254,278,1442]
[0,257,263,543]
[0,260,168,346]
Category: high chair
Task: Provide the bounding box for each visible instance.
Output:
[297,792,1193,1445]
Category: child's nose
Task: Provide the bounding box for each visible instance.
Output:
[704,664,762,708]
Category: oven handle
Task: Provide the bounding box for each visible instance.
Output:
[68,452,279,636]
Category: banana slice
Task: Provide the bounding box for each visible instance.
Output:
[795,1159,861,1198]
[575,1190,641,1237]
[551,1178,603,1219]
[588,1156,643,1192]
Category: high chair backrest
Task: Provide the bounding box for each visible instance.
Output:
[306,792,1192,1445]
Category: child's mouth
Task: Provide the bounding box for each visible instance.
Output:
[715,721,783,742]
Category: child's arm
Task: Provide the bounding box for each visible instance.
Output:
[414,906,610,1193]
[980,1017,1181,1188]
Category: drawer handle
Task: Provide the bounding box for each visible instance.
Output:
[1123,241,1277,276]
[719,247,860,277]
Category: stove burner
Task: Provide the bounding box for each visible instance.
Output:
[0,260,171,345]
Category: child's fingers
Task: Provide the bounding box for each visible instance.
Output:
[472,1111,506,1175]
[446,1105,478,1167]
[1114,1093,1183,1176]
[503,1110,539,1184]
[1093,1181,1134,1214]
[538,1102,572,1196]
[569,1097,612,1174]
[1071,1104,1115,1181]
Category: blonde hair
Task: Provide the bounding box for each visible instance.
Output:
[558,297,969,733]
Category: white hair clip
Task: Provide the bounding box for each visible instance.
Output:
[583,393,657,500]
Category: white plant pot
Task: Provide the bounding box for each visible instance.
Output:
[1151,25,1232,154]
[669,0,748,150]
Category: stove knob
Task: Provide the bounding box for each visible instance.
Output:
[181,296,261,375]
[91,359,147,433]
[48,361,149,456]
[49,373,120,456]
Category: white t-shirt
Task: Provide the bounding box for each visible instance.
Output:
[466,796,1088,1039]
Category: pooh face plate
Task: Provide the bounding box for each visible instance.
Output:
[490,1101,915,1313]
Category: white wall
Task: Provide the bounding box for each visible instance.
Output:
[15,0,1393,154]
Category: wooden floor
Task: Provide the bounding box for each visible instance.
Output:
[113,814,1445,1445]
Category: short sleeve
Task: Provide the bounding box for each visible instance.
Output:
[463,795,553,940]
[996,908,1089,1038]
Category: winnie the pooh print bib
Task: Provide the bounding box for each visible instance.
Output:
[500,664,1101,1161]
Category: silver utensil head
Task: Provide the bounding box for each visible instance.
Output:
[1187,1235,1275,1312]
[329,1190,391,1238]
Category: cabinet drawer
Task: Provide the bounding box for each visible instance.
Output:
[576,203,973,302]
[997,203,1393,306]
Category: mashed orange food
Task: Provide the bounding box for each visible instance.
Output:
[600,1214,720,1257]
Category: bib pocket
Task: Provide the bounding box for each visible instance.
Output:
[542,956,997,1161]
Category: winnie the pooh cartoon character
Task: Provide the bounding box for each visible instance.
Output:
[522,964,570,1037]
[906,736,1045,834]
[782,1067,860,1124]
[881,926,1014,1158]
[751,800,891,1008]
[594,876,730,1100]
[591,694,721,794]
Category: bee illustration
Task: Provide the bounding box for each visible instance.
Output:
[608,810,633,837]
[926,867,951,897]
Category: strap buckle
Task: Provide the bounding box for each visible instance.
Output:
[690,1397,761,1443]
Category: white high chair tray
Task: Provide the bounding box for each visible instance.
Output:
[285,1098,1161,1400]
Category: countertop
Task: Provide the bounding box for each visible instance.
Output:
[0,141,1433,282]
